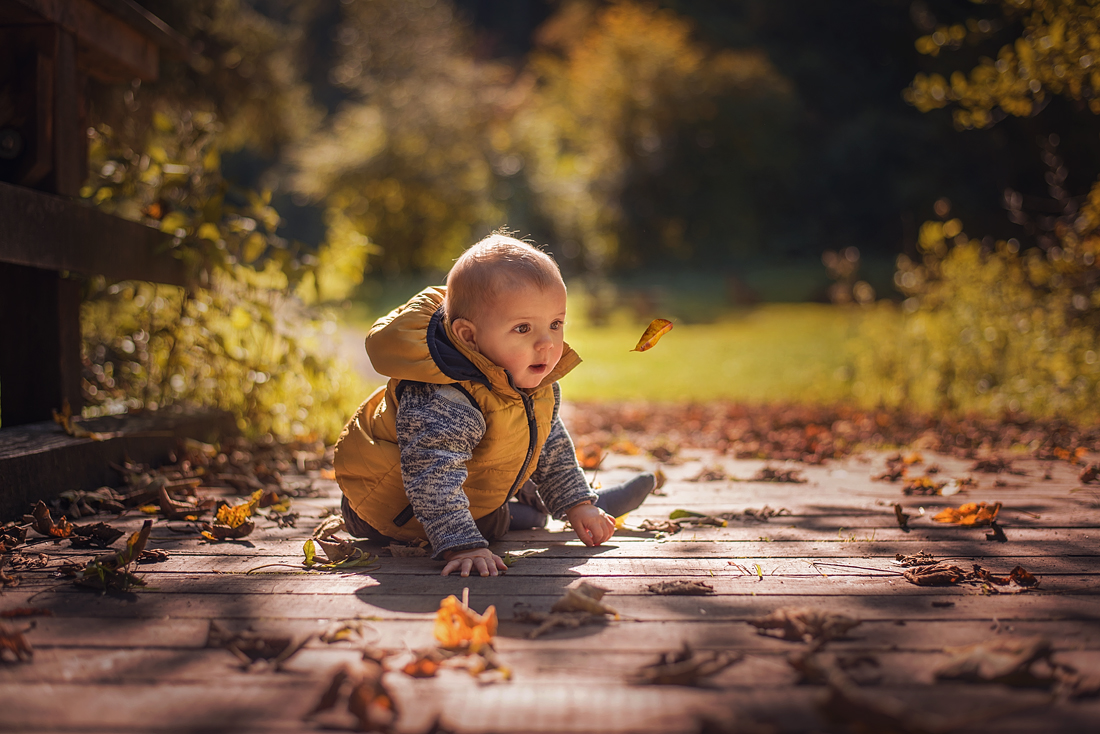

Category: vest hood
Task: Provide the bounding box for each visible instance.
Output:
[365,286,581,396]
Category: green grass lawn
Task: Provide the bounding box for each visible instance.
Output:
[561,304,861,403]
[342,302,865,404]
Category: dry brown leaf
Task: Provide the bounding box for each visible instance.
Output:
[513,609,608,639]
[740,505,792,522]
[200,518,256,542]
[638,518,681,533]
[0,622,33,663]
[902,475,946,496]
[646,580,715,596]
[207,621,311,672]
[308,657,399,732]
[29,501,73,538]
[400,649,443,678]
[0,523,26,553]
[311,514,346,540]
[76,519,153,592]
[936,636,1056,686]
[1079,463,1100,484]
[932,501,1002,526]
[687,465,728,482]
[551,582,618,616]
[748,607,861,643]
[433,595,497,650]
[631,643,741,686]
[893,503,910,530]
[892,550,937,567]
[630,318,673,352]
[751,466,806,483]
[386,543,428,558]
[69,522,125,549]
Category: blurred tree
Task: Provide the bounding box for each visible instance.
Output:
[515,0,797,271]
[852,0,1100,421]
[291,0,511,277]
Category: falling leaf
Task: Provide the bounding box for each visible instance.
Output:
[0,622,34,663]
[646,580,715,596]
[630,318,673,352]
[748,607,861,643]
[631,643,741,686]
[933,501,1002,526]
[433,595,497,650]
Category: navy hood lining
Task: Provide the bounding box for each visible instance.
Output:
[426,307,490,387]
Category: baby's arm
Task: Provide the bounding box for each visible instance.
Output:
[396,382,505,575]
[529,384,613,545]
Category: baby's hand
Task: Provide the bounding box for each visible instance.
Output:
[566,501,615,547]
[441,547,507,577]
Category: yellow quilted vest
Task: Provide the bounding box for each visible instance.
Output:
[333,287,582,542]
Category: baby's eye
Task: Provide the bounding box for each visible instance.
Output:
[551,320,563,330]
[514,324,531,334]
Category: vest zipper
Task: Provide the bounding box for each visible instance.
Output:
[505,373,539,500]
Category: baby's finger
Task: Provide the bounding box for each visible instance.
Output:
[492,554,508,572]
[474,557,493,577]
[441,560,460,577]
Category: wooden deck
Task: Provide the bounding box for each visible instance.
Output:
[2,446,1099,733]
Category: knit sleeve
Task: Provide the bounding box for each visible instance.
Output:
[530,383,598,518]
[395,382,488,559]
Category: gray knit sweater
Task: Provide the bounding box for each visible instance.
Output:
[396,381,596,558]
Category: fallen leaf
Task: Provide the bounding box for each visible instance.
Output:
[319,618,377,644]
[29,501,73,538]
[668,509,726,527]
[551,582,619,616]
[52,399,117,441]
[740,505,792,522]
[433,595,497,650]
[751,466,806,483]
[200,518,256,542]
[575,442,605,470]
[69,522,125,549]
[933,501,1002,526]
[986,521,1008,542]
[513,609,608,639]
[686,465,727,482]
[902,475,946,496]
[302,537,379,571]
[631,643,740,686]
[386,544,428,558]
[902,562,968,586]
[892,550,937,567]
[647,580,715,595]
[937,636,1055,686]
[1079,463,1100,484]
[75,519,153,592]
[137,549,170,564]
[207,621,311,672]
[0,523,27,553]
[401,649,443,678]
[638,518,681,533]
[0,622,34,663]
[748,607,861,643]
[893,503,910,530]
[312,514,346,540]
[630,318,673,352]
[970,457,1024,474]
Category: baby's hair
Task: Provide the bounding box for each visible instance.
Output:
[445,231,563,322]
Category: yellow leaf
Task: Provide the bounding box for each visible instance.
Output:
[215,489,262,528]
[433,595,497,650]
[932,501,1002,526]
[197,222,221,242]
[614,513,629,530]
[630,318,673,352]
[242,232,266,263]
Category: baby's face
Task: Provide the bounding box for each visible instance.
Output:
[471,280,567,389]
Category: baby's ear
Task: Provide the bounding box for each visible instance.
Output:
[450,318,478,350]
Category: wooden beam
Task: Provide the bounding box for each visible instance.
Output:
[2,0,164,81]
[0,181,188,286]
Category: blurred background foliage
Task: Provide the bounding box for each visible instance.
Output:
[68,0,1100,437]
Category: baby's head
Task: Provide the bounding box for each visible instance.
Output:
[446,233,568,388]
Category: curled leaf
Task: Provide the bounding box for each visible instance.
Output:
[433,595,497,650]
[933,501,1002,526]
[632,643,740,686]
[749,607,861,643]
[29,502,73,538]
[551,582,618,617]
[630,318,673,352]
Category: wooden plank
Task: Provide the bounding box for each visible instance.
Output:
[5,0,161,81]
[0,181,186,285]
[10,617,1100,656]
[0,408,236,520]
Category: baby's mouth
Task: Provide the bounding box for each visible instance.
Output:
[529,363,547,373]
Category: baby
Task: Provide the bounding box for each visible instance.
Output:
[334,233,653,577]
